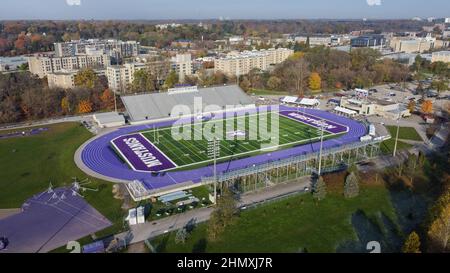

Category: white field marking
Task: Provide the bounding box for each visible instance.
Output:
[279,110,350,134]
[139,110,270,136]
[153,126,340,172]
[113,111,347,172]
[109,133,178,173]
[110,137,140,172]
[138,133,178,167]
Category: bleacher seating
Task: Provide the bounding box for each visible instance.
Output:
[121,85,254,123]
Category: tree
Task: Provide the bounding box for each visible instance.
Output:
[427,203,450,252]
[100,89,115,110]
[344,172,360,198]
[402,231,421,253]
[267,76,281,90]
[407,100,416,113]
[239,76,251,92]
[77,99,93,114]
[207,187,237,242]
[61,97,70,114]
[313,176,327,201]
[131,69,156,92]
[309,72,322,91]
[284,58,310,96]
[74,69,99,89]
[421,100,433,114]
[431,80,449,93]
[164,70,179,89]
[175,228,189,245]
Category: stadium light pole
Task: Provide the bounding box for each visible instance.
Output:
[393,112,401,157]
[113,90,117,113]
[213,137,218,205]
[317,119,325,176]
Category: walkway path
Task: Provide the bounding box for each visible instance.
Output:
[115,178,311,246]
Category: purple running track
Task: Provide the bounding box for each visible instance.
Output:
[80,106,367,191]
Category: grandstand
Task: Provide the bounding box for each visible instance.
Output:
[121,85,254,124]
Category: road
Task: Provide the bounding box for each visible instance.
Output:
[0,113,99,133]
[116,178,311,246]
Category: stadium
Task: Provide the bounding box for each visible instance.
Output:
[75,85,385,201]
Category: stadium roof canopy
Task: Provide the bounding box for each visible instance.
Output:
[93,112,125,128]
[298,98,320,106]
[121,85,254,123]
[281,96,299,103]
[334,106,358,116]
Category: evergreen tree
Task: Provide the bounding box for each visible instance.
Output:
[175,228,189,245]
[313,176,327,201]
[344,172,360,198]
[402,231,421,253]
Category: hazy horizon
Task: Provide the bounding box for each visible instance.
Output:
[0,0,449,21]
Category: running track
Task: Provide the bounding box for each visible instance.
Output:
[76,106,367,192]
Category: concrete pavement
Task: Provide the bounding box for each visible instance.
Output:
[116,178,311,245]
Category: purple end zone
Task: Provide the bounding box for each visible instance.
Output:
[111,133,176,172]
[279,110,348,134]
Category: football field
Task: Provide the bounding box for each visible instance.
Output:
[111,110,348,172]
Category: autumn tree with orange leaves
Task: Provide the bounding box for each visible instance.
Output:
[77,99,93,114]
[100,89,115,110]
[421,100,433,114]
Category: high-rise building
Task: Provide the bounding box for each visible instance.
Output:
[54,39,140,63]
[214,48,293,76]
[171,54,193,82]
[106,61,171,92]
[28,54,110,78]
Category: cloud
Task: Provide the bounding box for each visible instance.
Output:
[66,0,81,6]
[366,0,382,6]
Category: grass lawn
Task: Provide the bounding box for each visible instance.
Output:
[0,122,125,237]
[151,185,399,253]
[380,138,413,154]
[386,126,423,142]
[249,88,290,96]
[139,112,331,171]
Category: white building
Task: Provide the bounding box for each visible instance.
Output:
[171,53,193,82]
[432,51,450,63]
[106,62,147,92]
[214,48,294,76]
[93,112,125,128]
[28,53,110,78]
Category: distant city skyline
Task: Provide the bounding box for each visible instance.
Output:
[0,0,449,20]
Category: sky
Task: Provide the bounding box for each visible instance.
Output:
[0,0,449,20]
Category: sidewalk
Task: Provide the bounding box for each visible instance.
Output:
[115,177,311,245]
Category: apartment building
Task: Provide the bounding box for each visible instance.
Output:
[54,39,140,62]
[214,48,294,76]
[106,63,146,92]
[171,54,193,82]
[28,54,110,78]
[47,71,76,89]
[106,60,171,92]
[432,51,450,63]
[294,35,332,47]
[390,34,437,53]
[47,69,106,89]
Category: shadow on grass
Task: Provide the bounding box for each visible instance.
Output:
[336,210,402,253]
[192,238,208,253]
